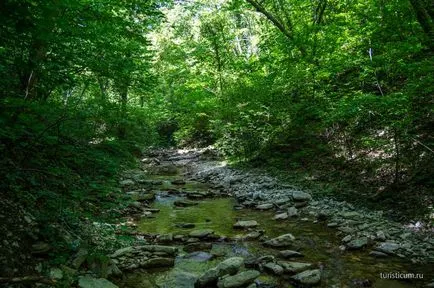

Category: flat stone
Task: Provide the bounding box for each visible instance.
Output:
[111,247,134,258]
[264,233,295,247]
[327,222,338,228]
[291,269,321,285]
[256,203,274,210]
[277,261,313,273]
[217,270,260,288]
[120,179,135,187]
[31,242,51,255]
[273,212,288,220]
[278,250,304,258]
[78,276,118,288]
[233,220,258,229]
[189,229,215,238]
[342,235,352,243]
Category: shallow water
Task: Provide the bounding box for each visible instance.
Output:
[124,176,433,288]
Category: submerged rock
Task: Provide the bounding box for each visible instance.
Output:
[175,222,196,228]
[217,270,260,288]
[287,207,299,217]
[184,242,212,252]
[141,257,175,268]
[174,200,198,207]
[171,179,186,185]
[291,269,321,285]
[264,233,295,247]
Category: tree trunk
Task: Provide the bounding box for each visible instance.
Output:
[409,0,434,45]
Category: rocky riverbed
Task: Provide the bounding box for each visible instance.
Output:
[23,148,432,288]
[107,148,433,288]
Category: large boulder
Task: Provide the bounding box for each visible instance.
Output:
[264,233,295,247]
[217,270,260,288]
[374,242,400,255]
[346,237,368,250]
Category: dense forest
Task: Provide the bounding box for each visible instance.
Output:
[0,0,433,287]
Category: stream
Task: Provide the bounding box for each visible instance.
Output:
[115,150,433,288]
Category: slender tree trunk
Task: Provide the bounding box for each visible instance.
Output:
[118,84,128,139]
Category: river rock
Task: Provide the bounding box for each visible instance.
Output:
[256,203,274,210]
[217,270,260,288]
[233,220,258,229]
[273,212,288,220]
[291,269,321,285]
[279,250,304,258]
[287,207,298,217]
[189,229,215,238]
[78,276,118,288]
[278,261,313,273]
[195,257,244,288]
[291,191,312,202]
[264,233,295,247]
[369,251,388,258]
[31,242,51,255]
[120,179,135,187]
[374,242,400,255]
[346,237,368,250]
[264,262,284,275]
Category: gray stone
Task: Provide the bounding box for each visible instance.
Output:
[111,246,134,258]
[346,237,368,250]
[264,262,284,275]
[195,257,244,288]
[375,242,400,255]
[278,250,304,258]
[277,261,313,273]
[291,269,321,285]
[287,207,299,217]
[256,203,274,210]
[189,229,215,238]
[176,223,196,229]
[264,233,295,247]
[273,212,288,220]
[342,235,352,243]
[327,222,338,228]
[78,276,118,288]
[369,251,388,258]
[49,268,63,280]
[292,191,312,202]
[233,220,258,229]
[217,270,260,288]
[72,248,88,269]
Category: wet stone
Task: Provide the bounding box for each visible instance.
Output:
[233,220,258,229]
[278,250,304,258]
